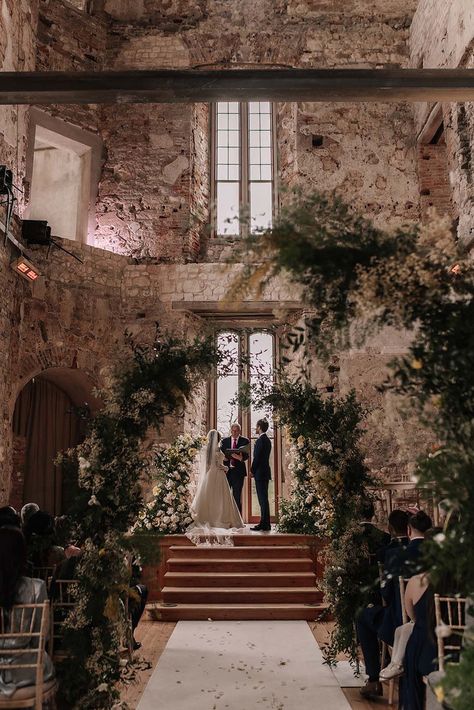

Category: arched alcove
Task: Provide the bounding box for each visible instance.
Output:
[11,368,101,515]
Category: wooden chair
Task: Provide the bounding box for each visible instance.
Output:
[434,594,467,673]
[30,567,55,594]
[380,576,409,706]
[50,579,76,660]
[0,602,57,709]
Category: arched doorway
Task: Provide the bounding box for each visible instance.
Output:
[11,368,101,515]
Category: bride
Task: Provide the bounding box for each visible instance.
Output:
[186,429,244,544]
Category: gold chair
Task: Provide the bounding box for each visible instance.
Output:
[434,594,467,673]
[0,602,57,709]
[50,579,76,660]
[30,567,55,594]
[380,575,409,706]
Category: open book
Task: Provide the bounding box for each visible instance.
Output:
[223,443,250,457]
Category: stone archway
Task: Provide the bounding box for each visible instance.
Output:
[10,367,101,515]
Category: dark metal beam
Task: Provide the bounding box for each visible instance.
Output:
[1,68,474,104]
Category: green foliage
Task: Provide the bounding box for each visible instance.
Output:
[257,189,474,698]
[134,434,204,535]
[268,378,373,662]
[57,331,218,709]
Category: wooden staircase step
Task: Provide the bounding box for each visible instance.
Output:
[160,534,321,547]
[162,586,323,605]
[164,572,317,587]
[167,557,315,573]
[148,602,327,621]
[168,545,310,559]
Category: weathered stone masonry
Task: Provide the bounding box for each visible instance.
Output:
[1,0,473,504]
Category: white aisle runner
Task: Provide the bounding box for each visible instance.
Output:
[137,620,351,710]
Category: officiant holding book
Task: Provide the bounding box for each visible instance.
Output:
[221,423,249,514]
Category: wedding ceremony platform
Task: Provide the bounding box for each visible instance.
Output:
[137,620,351,710]
[144,532,326,621]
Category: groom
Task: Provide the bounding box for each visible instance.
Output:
[221,423,249,514]
[250,419,272,531]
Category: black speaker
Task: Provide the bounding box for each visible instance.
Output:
[22,220,52,245]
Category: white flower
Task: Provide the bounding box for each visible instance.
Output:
[336,576,343,586]
[163,515,170,523]
[297,463,305,470]
[297,436,305,448]
[88,495,99,506]
[434,533,446,544]
[305,494,314,504]
[318,442,333,453]
[97,683,108,693]
[78,456,91,471]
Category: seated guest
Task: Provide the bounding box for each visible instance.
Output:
[360,500,391,554]
[24,511,66,568]
[0,507,20,529]
[402,510,432,576]
[0,527,55,697]
[378,509,410,646]
[399,572,437,710]
[358,509,407,699]
[20,503,39,531]
[129,556,148,651]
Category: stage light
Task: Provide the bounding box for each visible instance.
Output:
[11,255,41,282]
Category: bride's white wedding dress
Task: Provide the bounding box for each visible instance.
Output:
[186,430,244,545]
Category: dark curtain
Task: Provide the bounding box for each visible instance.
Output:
[13,378,81,515]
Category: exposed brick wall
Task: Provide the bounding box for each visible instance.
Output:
[417,141,453,219]
[411,0,474,246]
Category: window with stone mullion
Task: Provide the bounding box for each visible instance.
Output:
[214,101,274,237]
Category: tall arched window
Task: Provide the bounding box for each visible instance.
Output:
[211,330,279,523]
[212,102,276,236]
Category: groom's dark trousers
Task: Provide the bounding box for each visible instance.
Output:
[251,433,272,529]
[221,435,249,513]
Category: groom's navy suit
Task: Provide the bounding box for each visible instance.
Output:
[251,433,272,530]
[221,435,249,513]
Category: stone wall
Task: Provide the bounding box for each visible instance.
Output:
[93,0,420,257]
[2,0,471,506]
[410,0,474,246]
[0,0,38,207]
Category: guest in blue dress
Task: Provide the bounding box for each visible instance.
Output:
[400,573,437,710]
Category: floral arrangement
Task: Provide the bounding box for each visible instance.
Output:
[56,331,219,709]
[267,378,373,663]
[134,434,204,535]
[243,190,474,701]
[278,438,332,535]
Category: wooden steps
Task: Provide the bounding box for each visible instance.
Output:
[164,571,317,587]
[162,586,323,604]
[167,557,314,573]
[149,603,326,621]
[168,544,310,558]
[149,534,325,621]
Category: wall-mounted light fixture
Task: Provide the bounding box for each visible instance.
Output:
[11,255,41,282]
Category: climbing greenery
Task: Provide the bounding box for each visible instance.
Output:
[244,190,473,703]
[267,379,374,662]
[57,331,219,709]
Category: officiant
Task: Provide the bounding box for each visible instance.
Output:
[221,423,249,514]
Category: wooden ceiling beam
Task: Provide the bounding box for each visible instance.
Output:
[1,68,474,104]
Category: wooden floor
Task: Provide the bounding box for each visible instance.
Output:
[122,617,395,709]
